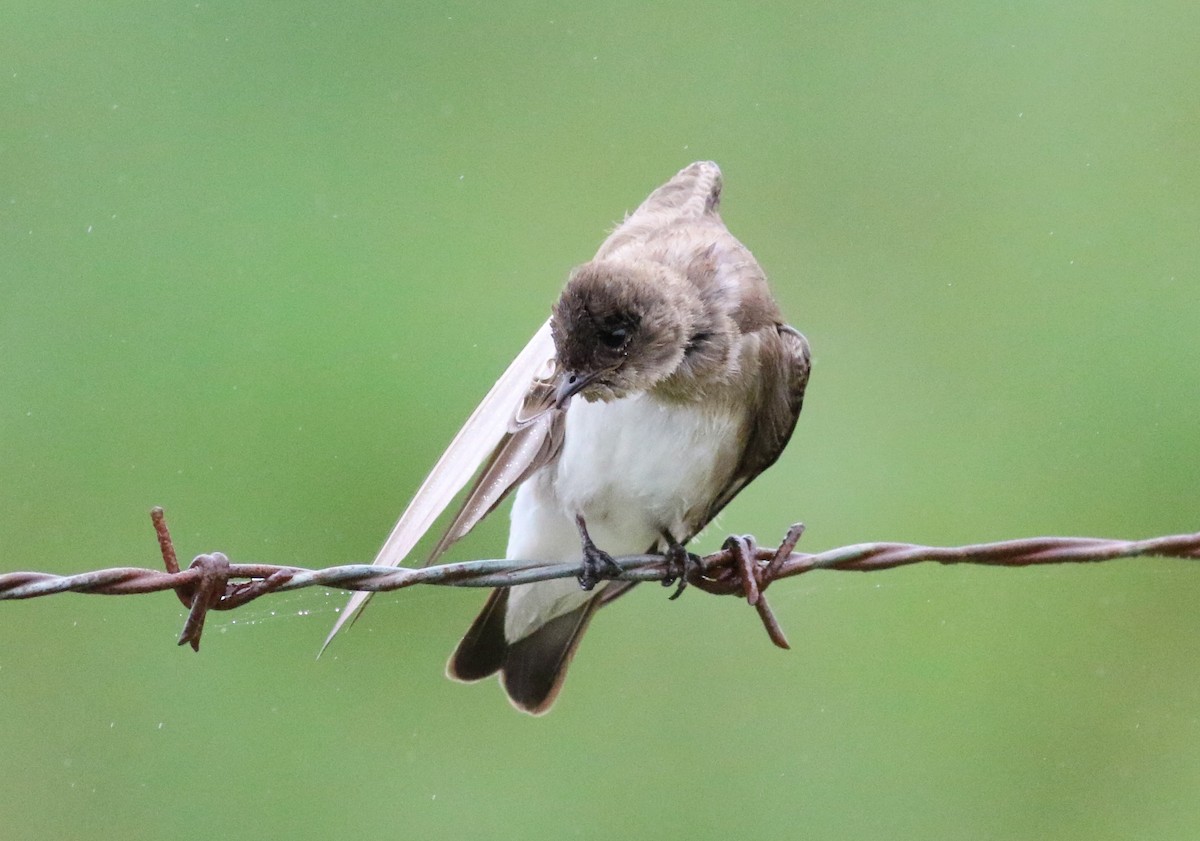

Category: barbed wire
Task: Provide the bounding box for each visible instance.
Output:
[2,508,1198,651]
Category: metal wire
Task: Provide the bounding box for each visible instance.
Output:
[2,508,1197,651]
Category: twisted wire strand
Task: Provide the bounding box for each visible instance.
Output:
[2,508,1197,650]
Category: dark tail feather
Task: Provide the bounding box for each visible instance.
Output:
[501,599,598,715]
[447,588,510,681]
[446,588,601,715]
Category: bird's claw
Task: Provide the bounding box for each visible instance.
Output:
[660,533,702,600]
[574,515,622,590]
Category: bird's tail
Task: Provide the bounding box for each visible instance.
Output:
[447,588,600,715]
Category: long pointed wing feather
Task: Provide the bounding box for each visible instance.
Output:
[320,319,555,653]
[426,388,563,565]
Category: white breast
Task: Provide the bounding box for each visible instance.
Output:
[554,394,743,550]
[501,393,744,642]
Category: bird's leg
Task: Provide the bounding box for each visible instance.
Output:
[574,514,622,591]
[659,530,703,601]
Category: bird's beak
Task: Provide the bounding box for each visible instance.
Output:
[554,370,599,409]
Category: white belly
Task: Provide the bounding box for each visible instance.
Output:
[502,393,744,640]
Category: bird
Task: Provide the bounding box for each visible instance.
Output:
[323,161,811,714]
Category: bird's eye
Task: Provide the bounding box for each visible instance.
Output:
[598,326,627,349]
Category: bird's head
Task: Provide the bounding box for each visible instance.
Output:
[549,259,704,407]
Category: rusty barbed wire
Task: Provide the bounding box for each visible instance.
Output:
[2,508,1198,651]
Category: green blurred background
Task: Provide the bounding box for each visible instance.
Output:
[3,2,1198,838]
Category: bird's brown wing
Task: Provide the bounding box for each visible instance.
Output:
[594,161,724,261]
[321,320,559,652]
[628,160,723,221]
[693,323,811,537]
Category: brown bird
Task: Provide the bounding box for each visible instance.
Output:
[325,161,811,714]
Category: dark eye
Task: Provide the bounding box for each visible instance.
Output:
[684,331,712,356]
[598,326,628,349]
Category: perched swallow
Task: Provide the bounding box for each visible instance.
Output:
[324,161,811,714]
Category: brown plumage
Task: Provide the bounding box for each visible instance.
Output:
[326,162,811,714]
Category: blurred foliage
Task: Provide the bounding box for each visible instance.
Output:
[2,2,1198,839]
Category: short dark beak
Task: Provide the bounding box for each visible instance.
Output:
[555,370,598,410]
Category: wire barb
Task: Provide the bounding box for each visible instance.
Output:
[1,509,1198,652]
[177,553,230,651]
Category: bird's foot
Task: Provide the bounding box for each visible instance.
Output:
[659,531,703,600]
[574,514,622,591]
